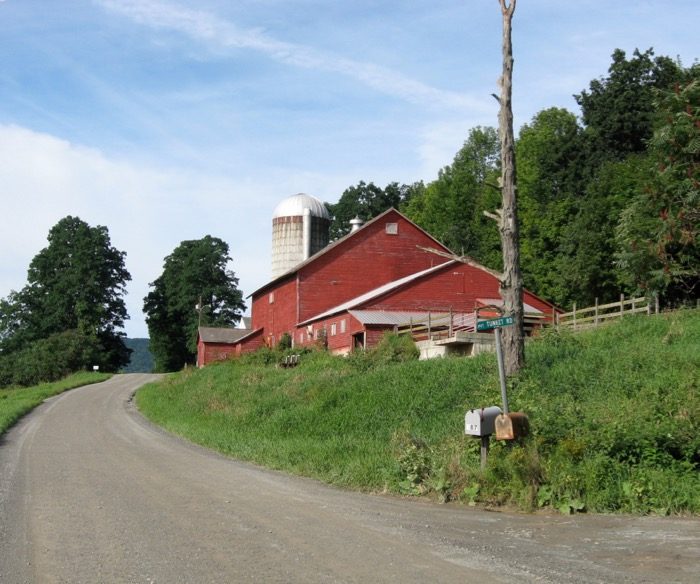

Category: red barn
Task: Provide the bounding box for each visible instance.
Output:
[195,200,557,364]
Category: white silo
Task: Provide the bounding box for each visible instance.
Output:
[271,193,331,278]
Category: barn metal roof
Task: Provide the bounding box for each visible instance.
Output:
[348,310,450,326]
[198,327,251,344]
[297,261,457,325]
[476,298,543,314]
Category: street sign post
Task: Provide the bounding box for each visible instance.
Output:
[477,315,514,414]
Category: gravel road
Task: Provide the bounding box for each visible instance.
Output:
[1,373,698,583]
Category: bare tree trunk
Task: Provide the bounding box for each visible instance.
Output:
[497,0,524,375]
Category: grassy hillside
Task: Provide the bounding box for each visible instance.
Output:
[136,310,700,514]
[0,372,111,436]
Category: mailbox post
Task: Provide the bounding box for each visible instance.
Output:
[465,406,502,469]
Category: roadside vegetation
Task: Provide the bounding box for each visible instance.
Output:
[137,310,700,515]
[0,371,111,436]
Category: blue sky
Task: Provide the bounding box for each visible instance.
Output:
[1,0,698,338]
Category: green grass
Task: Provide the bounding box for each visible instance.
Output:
[0,372,111,436]
[136,310,700,514]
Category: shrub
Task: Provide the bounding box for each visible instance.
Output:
[0,330,102,388]
[277,332,292,351]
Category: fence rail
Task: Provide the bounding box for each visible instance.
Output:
[555,294,659,331]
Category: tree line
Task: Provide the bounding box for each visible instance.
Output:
[327,49,699,309]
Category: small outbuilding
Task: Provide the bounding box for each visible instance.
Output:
[196,326,251,367]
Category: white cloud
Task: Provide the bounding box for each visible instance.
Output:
[96,0,489,112]
[0,124,280,337]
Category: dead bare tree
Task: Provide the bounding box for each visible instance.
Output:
[494,0,524,375]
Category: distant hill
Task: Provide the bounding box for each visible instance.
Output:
[121,338,154,373]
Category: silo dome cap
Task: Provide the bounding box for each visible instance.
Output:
[272,193,331,220]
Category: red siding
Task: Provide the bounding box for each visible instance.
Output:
[236,329,266,355]
[297,313,364,353]
[365,326,389,348]
[363,263,555,316]
[200,342,237,365]
[296,210,450,322]
[250,276,298,347]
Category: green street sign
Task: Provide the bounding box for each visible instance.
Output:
[476,316,514,331]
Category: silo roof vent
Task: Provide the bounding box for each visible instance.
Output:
[349,216,364,232]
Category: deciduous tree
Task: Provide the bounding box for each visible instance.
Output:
[616,65,700,301]
[404,126,501,266]
[0,216,131,371]
[327,181,419,240]
[516,108,582,305]
[144,236,245,372]
[576,48,680,169]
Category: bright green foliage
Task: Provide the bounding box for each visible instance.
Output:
[144,236,245,372]
[326,181,419,240]
[0,216,131,372]
[617,65,700,301]
[515,312,700,514]
[0,371,110,436]
[515,50,684,309]
[404,127,501,266]
[137,310,700,514]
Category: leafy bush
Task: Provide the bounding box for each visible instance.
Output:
[372,333,420,364]
[348,333,419,371]
[0,330,103,388]
[277,332,292,350]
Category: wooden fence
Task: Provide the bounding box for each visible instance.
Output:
[395,311,474,342]
[555,294,659,331]
[396,309,549,341]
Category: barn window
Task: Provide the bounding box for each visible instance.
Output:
[330,323,337,336]
[385,222,398,235]
[340,319,346,333]
[299,332,304,344]
[269,292,275,304]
